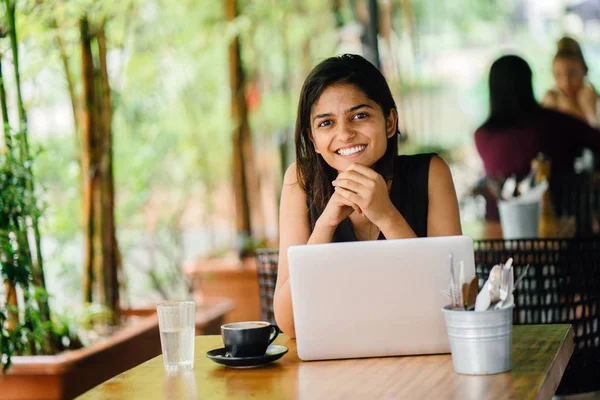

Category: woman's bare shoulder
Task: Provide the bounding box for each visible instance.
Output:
[542,89,559,107]
[283,162,299,185]
[281,162,307,206]
[429,154,451,177]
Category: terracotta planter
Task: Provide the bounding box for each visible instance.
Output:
[0,314,161,400]
[121,296,235,335]
[182,257,260,324]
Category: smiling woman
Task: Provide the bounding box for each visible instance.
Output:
[273,54,463,337]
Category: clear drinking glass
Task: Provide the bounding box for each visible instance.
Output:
[157,301,196,372]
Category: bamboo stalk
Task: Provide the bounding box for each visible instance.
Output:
[4,0,27,156]
[56,33,81,150]
[80,17,95,303]
[0,55,10,151]
[55,0,80,138]
[4,0,51,329]
[97,25,120,323]
[4,281,17,331]
[89,30,106,310]
[226,0,252,239]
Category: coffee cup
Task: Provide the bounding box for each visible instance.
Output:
[221,321,279,358]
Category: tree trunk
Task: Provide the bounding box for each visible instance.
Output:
[91,53,106,312]
[80,18,120,323]
[365,0,381,69]
[55,0,80,142]
[97,25,120,323]
[57,32,81,152]
[394,0,417,140]
[226,0,252,240]
[80,17,96,304]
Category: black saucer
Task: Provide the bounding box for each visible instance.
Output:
[206,344,288,368]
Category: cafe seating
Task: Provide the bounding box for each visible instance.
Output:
[550,173,600,237]
[255,248,279,326]
[474,238,600,396]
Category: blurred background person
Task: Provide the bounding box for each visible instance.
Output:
[474,55,600,220]
[542,36,599,127]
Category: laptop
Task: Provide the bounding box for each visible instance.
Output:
[287,235,475,361]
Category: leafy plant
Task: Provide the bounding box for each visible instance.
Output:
[0,144,83,372]
[233,233,269,259]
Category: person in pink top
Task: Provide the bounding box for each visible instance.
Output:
[474,55,600,220]
[542,37,598,127]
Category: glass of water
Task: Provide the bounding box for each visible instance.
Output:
[157,301,196,372]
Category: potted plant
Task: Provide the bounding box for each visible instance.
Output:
[0,6,162,398]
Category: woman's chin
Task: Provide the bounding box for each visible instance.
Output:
[333,155,375,171]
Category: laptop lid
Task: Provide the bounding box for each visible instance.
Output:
[288,235,475,361]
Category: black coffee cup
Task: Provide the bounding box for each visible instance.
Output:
[221,321,279,358]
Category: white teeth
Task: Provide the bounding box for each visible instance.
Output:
[337,145,366,156]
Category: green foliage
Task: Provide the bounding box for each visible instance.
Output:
[0,143,35,287]
[400,141,454,162]
[0,307,18,373]
[15,0,600,309]
[0,141,82,371]
[233,234,269,259]
[0,288,85,373]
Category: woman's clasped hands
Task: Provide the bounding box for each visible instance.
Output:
[331,163,396,227]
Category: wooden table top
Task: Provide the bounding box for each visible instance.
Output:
[463,216,576,240]
[79,324,573,400]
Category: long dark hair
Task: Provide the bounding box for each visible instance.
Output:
[482,55,541,129]
[554,36,588,73]
[294,54,399,219]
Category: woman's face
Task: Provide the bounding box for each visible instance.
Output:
[552,57,586,99]
[309,83,396,173]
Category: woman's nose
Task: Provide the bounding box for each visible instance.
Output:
[335,121,355,141]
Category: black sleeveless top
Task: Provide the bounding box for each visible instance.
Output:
[308,153,434,241]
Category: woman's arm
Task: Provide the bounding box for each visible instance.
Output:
[375,155,462,237]
[426,155,463,236]
[273,163,311,338]
[578,84,599,126]
[273,163,356,337]
[376,155,462,238]
[332,156,462,238]
[541,90,558,109]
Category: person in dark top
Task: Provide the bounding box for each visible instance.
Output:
[274,54,462,337]
[474,55,600,220]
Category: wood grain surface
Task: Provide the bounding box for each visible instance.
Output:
[79,324,573,400]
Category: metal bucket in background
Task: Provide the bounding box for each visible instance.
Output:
[497,200,540,239]
[442,305,513,375]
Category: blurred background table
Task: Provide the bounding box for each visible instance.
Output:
[463,216,576,240]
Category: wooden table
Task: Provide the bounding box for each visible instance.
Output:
[79,325,573,400]
[463,216,576,240]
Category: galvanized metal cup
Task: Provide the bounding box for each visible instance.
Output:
[442,305,513,375]
[498,200,539,239]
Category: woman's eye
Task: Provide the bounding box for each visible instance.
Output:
[353,113,368,120]
[318,120,332,128]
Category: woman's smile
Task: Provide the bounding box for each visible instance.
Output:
[335,144,368,158]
